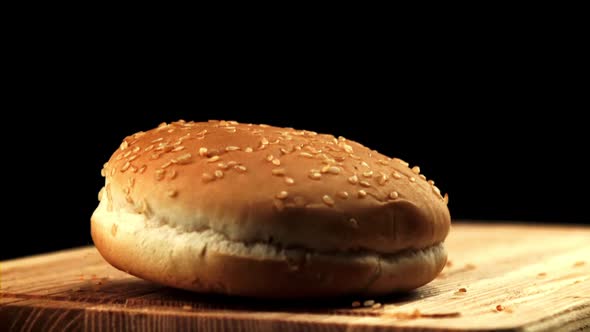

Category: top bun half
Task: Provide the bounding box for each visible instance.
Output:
[100,120,450,255]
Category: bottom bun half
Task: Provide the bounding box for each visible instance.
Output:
[91,204,447,299]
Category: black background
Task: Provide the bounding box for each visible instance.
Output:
[3,31,588,260]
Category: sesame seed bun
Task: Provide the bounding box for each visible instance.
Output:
[91,120,450,298]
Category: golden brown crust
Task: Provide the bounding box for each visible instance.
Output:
[100,120,450,254]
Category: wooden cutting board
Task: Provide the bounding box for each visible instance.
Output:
[1,222,589,332]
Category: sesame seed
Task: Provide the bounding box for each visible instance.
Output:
[176,153,193,165]
[358,190,367,198]
[110,168,116,176]
[393,158,409,167]
[273,199,285,212]
[348,175,359,184]
[359,180,371,187]
[342,144,353,153]
[280,148,290,155]
[377,173,388,185]
[132,146,140,153]
[150,153,161,160]
[361,161,369,168]
[272,159,281,166]
[207,156,220,163]
[217,162,228,169]
[227,161,237,167]
[199,147,208,156]
[172,146,185,152]
[261,137,269,145]
[128,155,138,161]
[130,166,138,173]
[409,177,416,182]
[214,170,224,178]
[351,301,361,307]
[362,170,373,178]
[121,161,130,172]
[272,168,286,176]
[116,154,123,161]
[245,147,253,153]
[389,191,399,200]
[123,151,132,158]
[372,303,382,309]
[151,137,164,143]
[120,141,128,150]
[154,143,170,151]
[432,185,442,196]
[234,165,247,172]
[166,190,177,198]
[377,159,389,166]
[419,174,426,180]
[202,172,215,182]
[337,191,349,199]
[276,191,289,199]
[266,154,274,162]
[412,166,421,174]
[326,166,341,174]
[225,146,240,152]
[392,171,402,179]
[363,300,375,307]
[155,169,165,180]
[322,195,335,206]
[300,152,313,158]
[349,154,361,160]
[169,170,177,179]
[443,193,449,204]
[309,172,322,180]
[161,161,172,169]
[428,180,435,185]
[285,177,295,185]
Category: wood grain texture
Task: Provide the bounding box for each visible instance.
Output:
[1,222,589,331]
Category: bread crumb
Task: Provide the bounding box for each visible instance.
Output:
[458,288,467,292]
[537,272,547,277]
[351,301,361,308]
[465,263,476,270]
[496,305,504,311]
[182,305,192,310]
[363,300,375,307]
[573,261,585,267]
